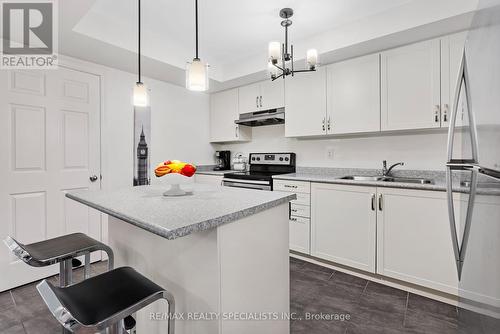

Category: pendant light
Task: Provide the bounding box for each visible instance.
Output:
[186,0,209,91]
[133,0,148,106]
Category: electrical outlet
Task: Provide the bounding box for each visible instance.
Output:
[326,147,335,160]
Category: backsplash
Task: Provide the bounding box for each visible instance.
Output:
[214,124,449,171]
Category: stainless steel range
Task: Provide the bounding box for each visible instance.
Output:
[223,153,296,191]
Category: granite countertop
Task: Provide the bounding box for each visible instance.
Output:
[196,165,239,176]
[273,167,500,196]
[66,184,296,240]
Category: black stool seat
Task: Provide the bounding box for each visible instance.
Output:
[37,267,175,333]
[5,233,113,267]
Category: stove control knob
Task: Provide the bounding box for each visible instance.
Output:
[285,157,289,161]
[256,157,261,161]
[251,157,256,161]
[279,157,284,161]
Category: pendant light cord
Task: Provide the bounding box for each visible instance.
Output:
[195,0,199,59]
[138,0,142,83]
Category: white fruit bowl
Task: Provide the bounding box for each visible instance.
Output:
[161,173,192,196]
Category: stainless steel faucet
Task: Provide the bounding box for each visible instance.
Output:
[382,160,405,177]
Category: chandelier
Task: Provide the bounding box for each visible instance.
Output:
[268,8,318,81]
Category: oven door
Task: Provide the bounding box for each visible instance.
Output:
[222,178,271,191]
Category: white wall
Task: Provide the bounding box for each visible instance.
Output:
[61,56,214,191]
[215,125,449,171]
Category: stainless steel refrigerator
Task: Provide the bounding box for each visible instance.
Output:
[446,0,500,328]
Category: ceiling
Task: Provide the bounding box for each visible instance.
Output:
[59,0,480,89]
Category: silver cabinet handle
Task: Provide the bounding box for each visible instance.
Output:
[434,105,440,123]
[327,116,331,131]
[235,125,239,138]
[290,217,297,222]
[284,184,298,189]
[322,117,326,131]
[259,96,263,108]
[371,194,375,211]
[89,175,99,182]
[443,104,449,122]
[378,194,383,211]
[256,96,259,108]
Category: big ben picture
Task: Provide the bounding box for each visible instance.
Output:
[133,106,151,186]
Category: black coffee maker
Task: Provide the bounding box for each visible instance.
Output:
[214,151,231,171]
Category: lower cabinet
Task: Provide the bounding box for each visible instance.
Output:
[311,183,377,273]
[310,182,462,295]
[376,188,458,294]
[273,180,311,254]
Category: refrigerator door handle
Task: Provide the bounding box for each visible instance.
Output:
[446,165,479,280]
[446,50,480,165]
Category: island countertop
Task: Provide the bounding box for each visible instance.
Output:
[66,184,296,240]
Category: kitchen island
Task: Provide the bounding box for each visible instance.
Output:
[67,184,295,334]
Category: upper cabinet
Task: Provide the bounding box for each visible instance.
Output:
[238,80,284,114]
[285,67,327,137]
[381,39,441,131]
[209,32,467,140]
[210,88,251,143]
[327,54,381,134]
[441,32,468,128]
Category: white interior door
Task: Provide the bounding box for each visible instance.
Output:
[0,66,101,291]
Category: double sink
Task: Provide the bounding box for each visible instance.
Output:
[340,175,433,184]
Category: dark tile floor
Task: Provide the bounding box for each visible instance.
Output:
[0,258,498,333]
[290,257,500,334]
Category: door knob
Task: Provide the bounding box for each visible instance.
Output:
[89,175,99,182]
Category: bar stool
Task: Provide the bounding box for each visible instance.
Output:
[4,233,114,287]
[4,233,122,333]
[37,266,175,334]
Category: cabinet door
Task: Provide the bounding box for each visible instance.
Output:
[376,188,458,294]
[290,217,310,254]
[285,67,327,137]
[311,183,377,273]
[327,54,381,134]
[260,80,284,110]
[441,32,467,128]
[381,39,441,131]
[210,89,247,142]
[238,83,261,114]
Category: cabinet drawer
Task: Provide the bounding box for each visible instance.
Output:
[274,180,310,193]
[290,204,310,218]
[290,216,310,254]
[292,193,310,206]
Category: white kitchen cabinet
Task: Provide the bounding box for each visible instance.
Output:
[238,80,284,114]
[285,67,327,137]
[195,174,224,185]
[274,179,311,254]
[210,89,251,143]
[381,39,441,131]
[311,183,377,273]
[441,32,468,128]
[376,188,458,294]
[238,83,261,114]
[289,216,311,255]
[327,54,381,134]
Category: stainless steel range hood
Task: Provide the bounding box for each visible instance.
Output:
[234,108,285,127]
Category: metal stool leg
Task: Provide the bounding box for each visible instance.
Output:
[59,259,73,334]
[84,252,91,279]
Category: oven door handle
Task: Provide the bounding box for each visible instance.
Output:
[223,181,271,191]
[222,178,270,185]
